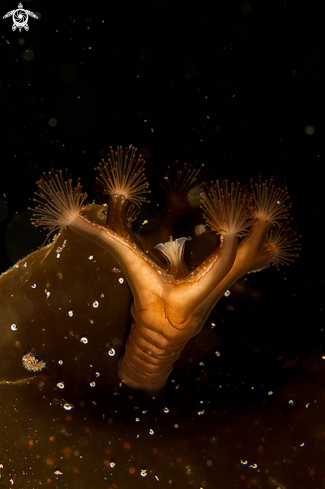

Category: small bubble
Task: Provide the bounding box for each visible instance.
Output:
[63,403,73,411]
[58,359,63,365]
[93,301,99,308]
[149,429,154,435]
[215,351,221,357]
[95,372,100,378]
[135,417,140,422]
[224,290,231,297]
[289,400,294,405]
[118,277,124,284]
[88,255,94,260]
[163,407,169,413]
[80,337,88,344]
[110,462,115,468]
[68,310,73,317]
[57,382,65,389]
[108,348,115,357]
[89,381,96,387]
[31,283,36,289]
[173,424,179,429]
[268,391,273,396]
[11,324,18,331]
[140,469,147,477]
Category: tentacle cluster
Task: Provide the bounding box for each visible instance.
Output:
[201,180,254,237]
[30,170,87,239]
[95,146,150,208]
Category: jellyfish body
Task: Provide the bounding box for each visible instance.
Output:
[17,146,300,391]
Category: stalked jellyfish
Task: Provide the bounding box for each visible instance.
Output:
[1,146,300,392]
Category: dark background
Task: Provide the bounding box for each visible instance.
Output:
[0,0,324,369]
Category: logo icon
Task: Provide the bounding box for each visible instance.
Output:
[3,3,38,32]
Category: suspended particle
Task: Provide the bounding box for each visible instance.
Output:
[149,429,154,435]
[80,337,88,344]
[140,469,147,477]
[57,382,65,389]
[118,277,124,284]
[11,324,18,331]
[110,462,115,468]
[108,348,115,357]
[93,301,99,308]
[89,382,96,387]
[163,407,169,413]
[22,352,46,372]
[68,310,73,317]
[224,290,231,297]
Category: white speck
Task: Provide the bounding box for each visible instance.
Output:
[163,407,169,413]
[211,322,216,328]
[108,348,115,357]
[95,372,100,378]
[54,470,63,475]
[306,403,310,408]
[63,403,73,411]
[88,255,94,260]
[58,359,63,365]
[80,337,88,344]
[93,301,99,308]
[89,381,96,387]
[45,289,50,298]
[198,410,205,415]
[110,462,115,468]
[11,324,18,331]
[268,391,273,396]
[57,382,65,389]
[118,277,124,284]
[215,351,221,357]
[289,400,294,405]
[140,469,147,477]
[224,290,231,297]
[300,442,305,447]
[155,475,159,481]
[31,283,36,289]
[68,310,73,317]
[174,424,179,429]
[149,429,154,435]
[240,460,248,465]
[135,417,140,422]
[56,253,61,259]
